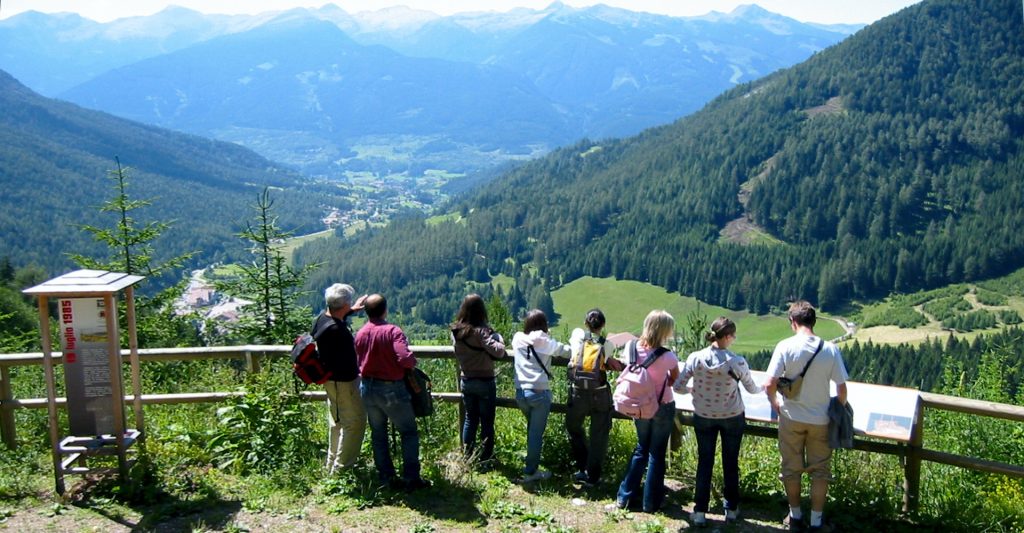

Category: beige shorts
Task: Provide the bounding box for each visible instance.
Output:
[777,415,833,481]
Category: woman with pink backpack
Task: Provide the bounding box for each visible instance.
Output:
[612,310,680,513]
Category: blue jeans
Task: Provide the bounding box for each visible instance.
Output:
[359,378,420,483]
[617,402,675,512]
[515,388,552,475]
[461,378,497,462]
[693,413,746,512]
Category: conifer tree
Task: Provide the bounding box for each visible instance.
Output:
[218,188,319,344]
[68,158,199,348]
[68,158,192,278]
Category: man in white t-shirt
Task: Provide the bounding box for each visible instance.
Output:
[765,301,848,532]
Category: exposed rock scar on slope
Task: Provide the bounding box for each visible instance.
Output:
[723,96,843,245]
[722,152,781,244]
[803,95,846,118]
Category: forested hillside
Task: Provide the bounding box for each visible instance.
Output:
[0,70,346,275]
[296,0,1024,320]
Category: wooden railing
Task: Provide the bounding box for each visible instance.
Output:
[2,345,1023,512]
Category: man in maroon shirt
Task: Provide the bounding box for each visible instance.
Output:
[355,294,430,491]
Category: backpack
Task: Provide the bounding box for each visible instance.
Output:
[405,367,434,417]
[612,341,670,419]
[290,318,334,385]
[569,333,607,389]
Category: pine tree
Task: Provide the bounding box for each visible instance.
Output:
[217,188,320,344]
[68,158,192,278]
[68,158,199,348]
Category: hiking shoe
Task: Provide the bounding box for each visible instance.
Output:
[725,508,740,522]
[573,470,589,483]
[380,477,406,491]
[783,515,807,531]
[405,477,432,492]
[690,511,707,528]
[519,469,552,483]
[604,497,632,510]
[808,519,833,532]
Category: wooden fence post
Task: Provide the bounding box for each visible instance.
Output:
[0,365,15,449]
[903,396,924,513]
[245,350,261,374]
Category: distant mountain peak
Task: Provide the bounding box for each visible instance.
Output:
[729,4,774,18]
[154,5,205,16]
[351,5,441,32]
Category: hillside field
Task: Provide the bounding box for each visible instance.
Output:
[550,276,844,355]
[852,266,1024,345]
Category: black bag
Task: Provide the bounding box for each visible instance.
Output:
[406,367,434,417]
[777,339,824,400]
[290,319,334,385]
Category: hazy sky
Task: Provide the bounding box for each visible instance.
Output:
[0,1,922,25]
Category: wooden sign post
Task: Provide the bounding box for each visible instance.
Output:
[23,269,145,496]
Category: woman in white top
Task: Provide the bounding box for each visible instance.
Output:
[512,309,571,483]
[675,317,763,527]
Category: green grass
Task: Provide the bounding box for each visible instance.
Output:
[738,226,785,246]
[551,276,843,355]
[280,229,333,260]
[210,264,244,277]
[425,212,462,226]
[489,273,515,294]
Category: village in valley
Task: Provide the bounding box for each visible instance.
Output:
[175,169,459,324]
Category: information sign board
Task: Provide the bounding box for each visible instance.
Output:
[58,298,117,435]
[674,370,919,442]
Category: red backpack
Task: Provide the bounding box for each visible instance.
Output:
[290,319,334,385]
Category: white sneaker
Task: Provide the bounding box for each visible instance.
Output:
[690,511,707,527]
[725,508,740,522]
[519,469,552,483]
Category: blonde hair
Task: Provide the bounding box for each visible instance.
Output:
[639,310,675,349]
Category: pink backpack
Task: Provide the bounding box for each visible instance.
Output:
[612,341,670,419]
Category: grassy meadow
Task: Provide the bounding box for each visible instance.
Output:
[550,276,844,356]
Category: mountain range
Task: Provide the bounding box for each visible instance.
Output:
[0,3,857,176]
[294,0,1024,321]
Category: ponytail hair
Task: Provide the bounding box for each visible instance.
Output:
[705,316,736,344]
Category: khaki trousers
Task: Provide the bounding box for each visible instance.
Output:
[325,378,367,472]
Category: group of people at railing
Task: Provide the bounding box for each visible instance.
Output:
[314,282,849,531]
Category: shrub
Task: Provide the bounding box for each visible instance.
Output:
[942,309,997,332]
[923,296,973,322]
[206,358,320,475]
[998,310,1022,325]
[859,303,928,328]
[974,288,1008,306]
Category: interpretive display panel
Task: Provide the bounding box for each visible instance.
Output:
[674,370,919,442]
[58,298,117,435]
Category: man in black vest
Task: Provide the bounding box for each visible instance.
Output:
[315,283,367,474]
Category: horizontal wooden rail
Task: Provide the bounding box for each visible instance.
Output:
[920,391,1024,423]
[2,342,1022,513]
[920,448,1024,477]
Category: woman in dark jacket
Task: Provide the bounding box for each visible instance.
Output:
[451,294,506,464]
